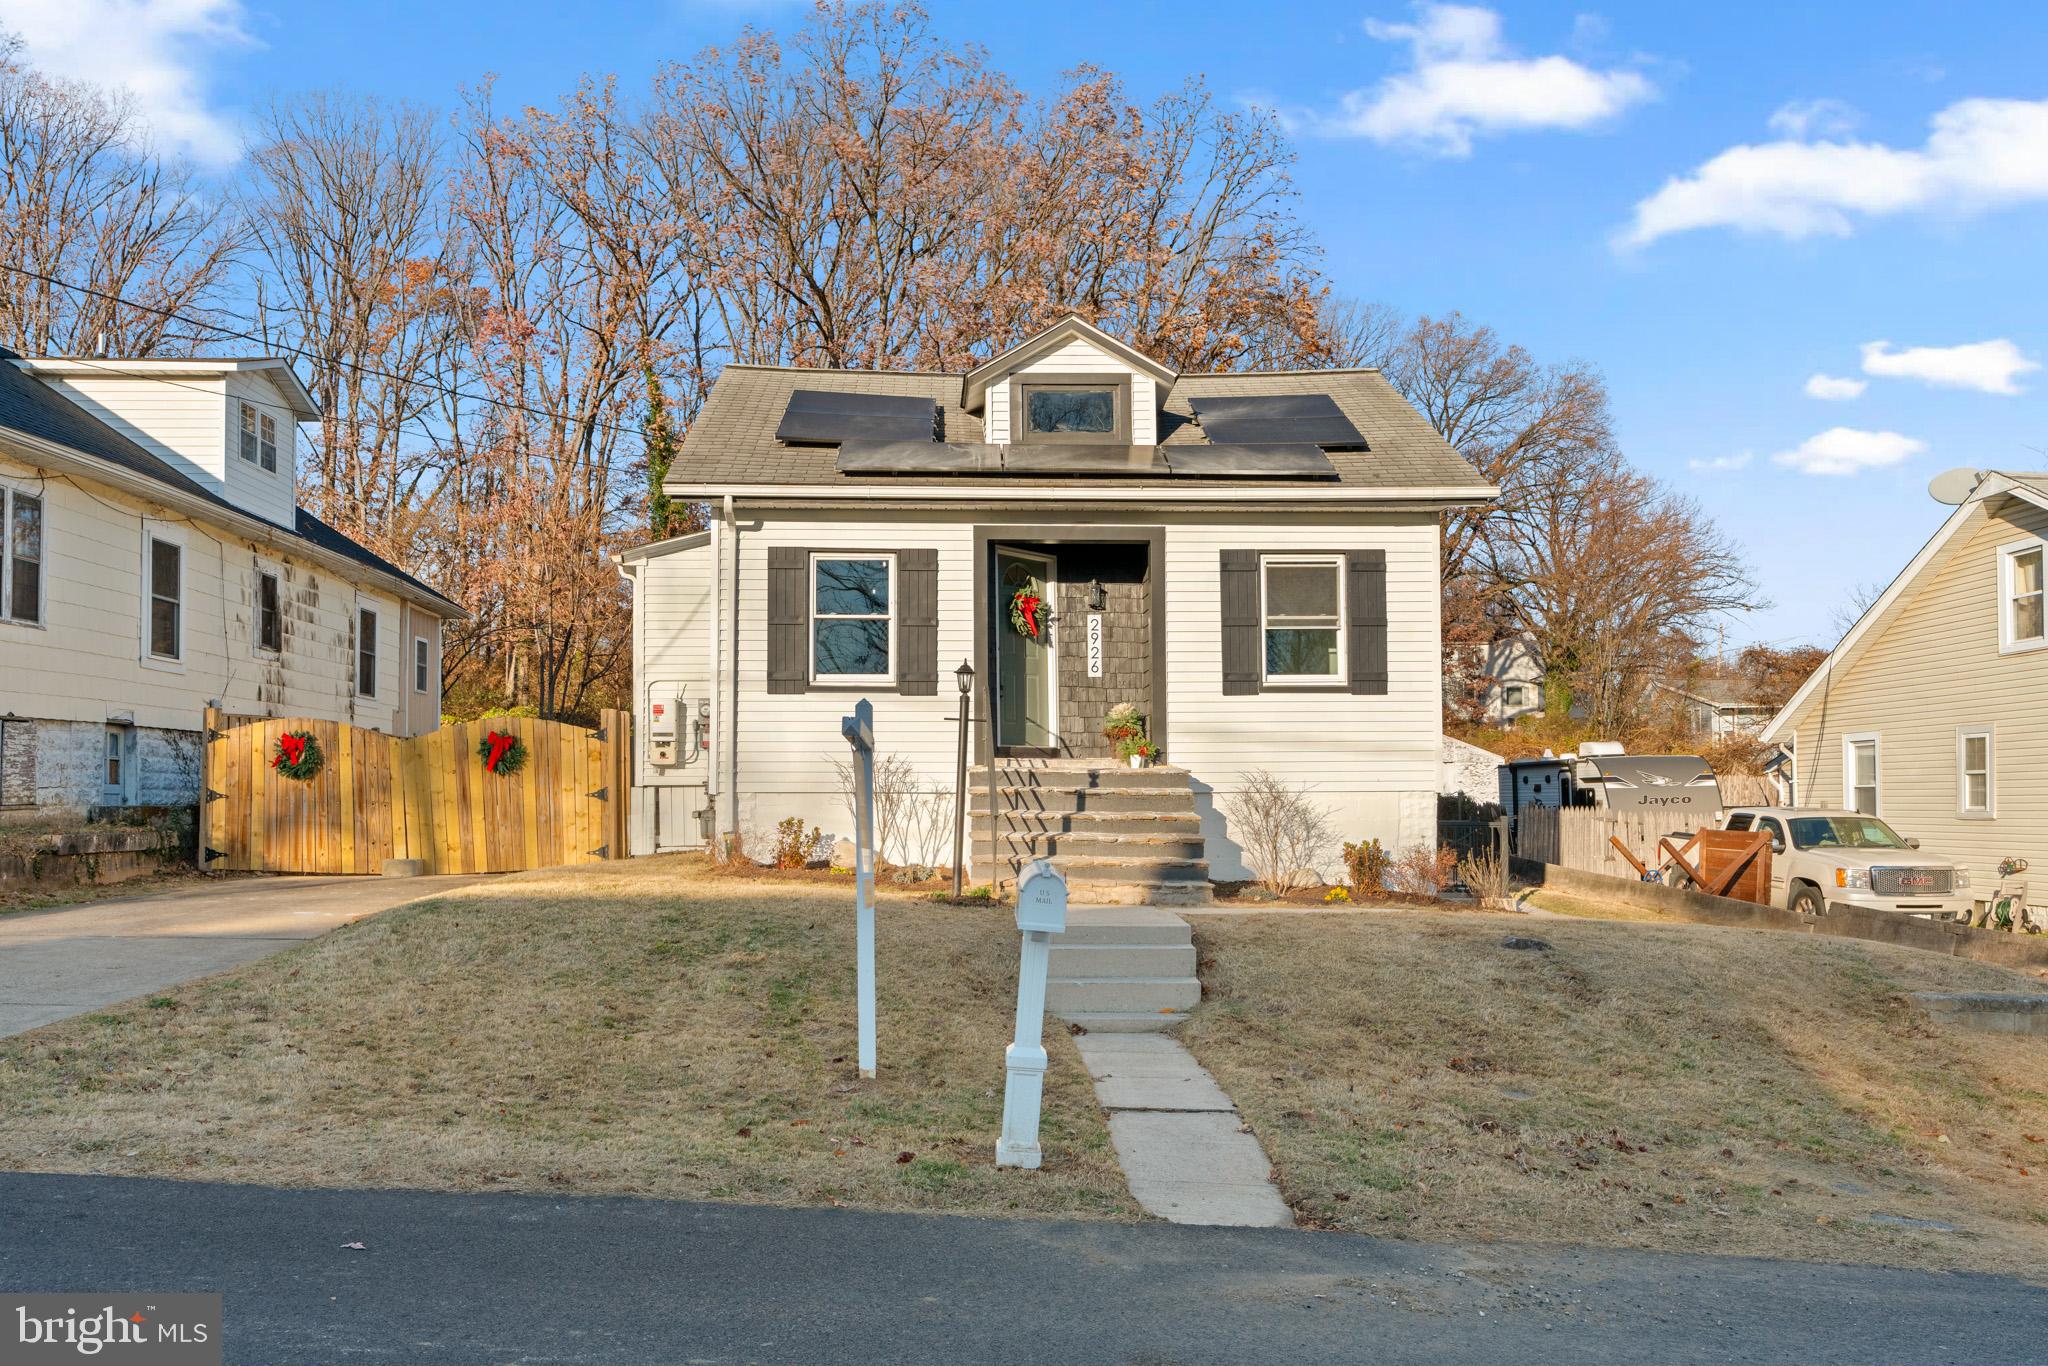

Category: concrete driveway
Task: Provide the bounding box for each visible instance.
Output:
[0,874,485,1038]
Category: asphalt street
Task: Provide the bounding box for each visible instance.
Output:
[3,1173,2042,1364]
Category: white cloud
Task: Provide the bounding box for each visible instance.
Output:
[1771,427,1927,477]
[0,0,252,165]
[1621,96,2048,247]
[1766,98,1859,140]
[1860,338,2040,396]
[1688,451,1753,473]
[1803,373,1868,401]
[1309,4,1654,156]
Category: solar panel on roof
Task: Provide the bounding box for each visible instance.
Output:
[1187,393,1364,448]
[776,389,936,444]
[1002,445,1170,476]
[1162,444,1338,479]
[836,441,1001,475]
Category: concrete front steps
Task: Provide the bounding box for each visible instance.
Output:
[1047,906,1201,1034]
[968,762,1211,907]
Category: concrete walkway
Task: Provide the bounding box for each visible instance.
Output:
[1074,1031,1294,1227]
[0,873,484,1037]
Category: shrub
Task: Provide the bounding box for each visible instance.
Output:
[1223,769,1335,895]
[1388,844,1458,898]
[830,752,920,865]
[1456,848,1511,908]
[772,817,824,871]
[1342,838,1392,896]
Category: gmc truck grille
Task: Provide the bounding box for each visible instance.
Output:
[1872,867,1953,897]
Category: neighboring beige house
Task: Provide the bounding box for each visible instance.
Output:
[1480,635,1544,723]
[1760,470,2048,890]
[0,351,461,813]
[1651,678,1775,739]
[617,315,1496,892]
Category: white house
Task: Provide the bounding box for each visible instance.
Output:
[617,317,1495,897]
[1651,678,1775,739]
[1480,635,1544,723]
[0,351,461,813]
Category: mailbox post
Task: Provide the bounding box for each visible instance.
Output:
[841,699,878,1079]
[997,859,1067,1169]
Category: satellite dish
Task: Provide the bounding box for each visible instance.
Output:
[1928,467,1988,505]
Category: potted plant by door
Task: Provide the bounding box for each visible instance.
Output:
[1103,703,1156,768]
[1116,738,1159,769]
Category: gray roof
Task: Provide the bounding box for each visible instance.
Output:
[0,349,459,614]
[669,364,1492,495]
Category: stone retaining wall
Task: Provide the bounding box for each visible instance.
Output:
[0,812,195,892]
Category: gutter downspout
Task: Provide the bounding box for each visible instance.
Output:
[722,494,739,854]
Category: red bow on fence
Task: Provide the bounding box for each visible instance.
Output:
[272,734,306,770]
[484,731,517,772]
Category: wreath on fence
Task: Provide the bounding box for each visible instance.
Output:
[1007,586,1045,639]
[479,730,529,776]
[271,730,324,782]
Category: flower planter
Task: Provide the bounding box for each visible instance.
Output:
[1128,754,1147,769]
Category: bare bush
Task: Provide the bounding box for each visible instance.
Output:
[1222,770,1335,894]
[831,752,921,866]
[902,784,956,878]
[1456,849,1511,908]
[1388,844,1458,899]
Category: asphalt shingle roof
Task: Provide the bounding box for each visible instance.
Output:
[671,364,1492,494]
[0,349,460,614]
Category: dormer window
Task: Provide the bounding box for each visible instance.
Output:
[240,402,278,473]
[1014,375,1130,445]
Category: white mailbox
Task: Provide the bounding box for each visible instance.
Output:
[1015,859,1069,935]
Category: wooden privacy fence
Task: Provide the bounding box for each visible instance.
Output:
[203,707,631,875]
[1513,807,1690,878]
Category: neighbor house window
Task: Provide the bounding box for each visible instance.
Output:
[240,402,259,464]
[1845,735,1879,815]
[1015,377,1128,445]
[148,536,181,660]
[256,570,282,654]
[259,413,278,472]
[2,487,42,625]
[357,607,378,697]
[1503,683,1531,708]
[810,554,893,682]
[1958,726,1994,817]
[1260,554,1344,682]
[2002,542,2045,649]
[414,637,431,693]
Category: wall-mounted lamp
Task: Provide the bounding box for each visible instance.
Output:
[1086,578,1107,612]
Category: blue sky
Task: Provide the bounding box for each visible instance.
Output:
[4,0,2044,651]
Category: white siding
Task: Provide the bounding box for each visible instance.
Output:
[222,370,300,529]
[0,447,424,739]
[626,537,718,853]
[682,506,1442,878]
[986,337,1159,446]
[44,373,229,494]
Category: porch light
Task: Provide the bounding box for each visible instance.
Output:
[1087,578,1107,611]
[955,659,976,696]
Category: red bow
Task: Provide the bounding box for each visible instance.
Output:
[1017,593,1041,636]
[273,734,306,769]
[484,731,517,772]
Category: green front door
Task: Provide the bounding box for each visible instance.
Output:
[995,548,1056,751]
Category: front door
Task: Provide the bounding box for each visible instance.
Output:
[994,547,1057,752]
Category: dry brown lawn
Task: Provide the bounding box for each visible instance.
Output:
[1182,909,2048,1273]
[0,855,1132,1220]
[1519,888,1681,923]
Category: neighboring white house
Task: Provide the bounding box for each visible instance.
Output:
[617,316,1496,890]
[1760,470,2048,893]
[1651,678,1775,739]
[1480,636,1544,723]
[0,351,461,813]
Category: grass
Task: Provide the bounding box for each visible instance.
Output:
[1181,909,2048,1273]
[1520,888,1682,923]
[0,855,1133,1221]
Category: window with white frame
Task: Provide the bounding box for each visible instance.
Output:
[1260,554,1344,682]
[259,412,278,472]
[1,486,42,625]
[357,607,379,697]
[147,536,182,660]
[415,636,431,693]
[1958,726,1994,817]
[256,569,282,654]
[2003,542,2045,649]
[810,555,893,681]
[1845,735,1879,815]
[1502,683,1531,708]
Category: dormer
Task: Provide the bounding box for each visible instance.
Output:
[14,358,318,531]
[961,316,1177,447]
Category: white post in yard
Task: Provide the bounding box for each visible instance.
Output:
[998,859,1068,1169]
[841,699,878,1079]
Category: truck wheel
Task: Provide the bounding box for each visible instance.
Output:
[1790,884,1824,917]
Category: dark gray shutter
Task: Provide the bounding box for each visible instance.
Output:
[1219,549,1260,696]
[767,547,809,695]
[898,548,938,694]
[1347,549,1388,696]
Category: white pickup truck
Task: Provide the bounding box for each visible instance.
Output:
[1717,807,1973,918]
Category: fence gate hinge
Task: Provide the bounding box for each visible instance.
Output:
[203,788,225,804]
[589,845,609,860]
[206,727,223,743]
[202,847,226,864]
[587,786,608,802]
[592,725,609,743]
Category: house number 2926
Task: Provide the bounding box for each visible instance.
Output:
[1086,613,1103,678]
